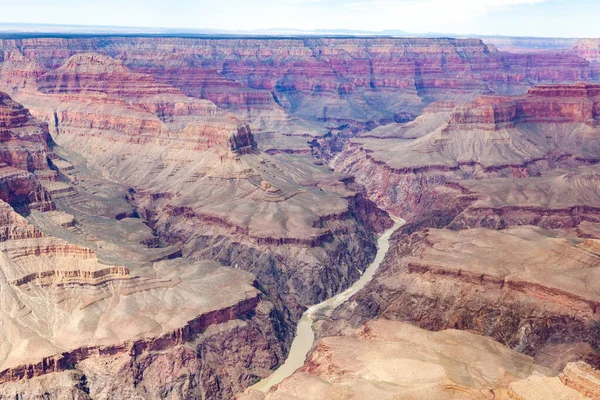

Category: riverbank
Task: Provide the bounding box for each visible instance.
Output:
[248,216,405,393]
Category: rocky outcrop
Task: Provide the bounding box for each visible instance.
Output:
[0,91,56,212]
[321,225,600,370]
[0,36,593,127]
[239,319,554,400]
[441,82,600,128]
[572,39,600,73]
[505,361,600,399]
[231,124,257,154]
[561,361,600,399]
[0,197,285,399]
[0,91,53,173]
[0,164,53,212]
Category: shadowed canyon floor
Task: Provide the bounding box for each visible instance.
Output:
[0,35,599,399]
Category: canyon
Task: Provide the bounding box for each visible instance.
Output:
[0,34,598,399]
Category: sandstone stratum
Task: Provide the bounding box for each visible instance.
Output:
[0,34,598,399]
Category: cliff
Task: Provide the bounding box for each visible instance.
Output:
[239,319,554,400]
[0,36,593,128]
[322,82,600,379]
[0,35,596,399]
[15,52,254,155]
[321,225,600,370]
[0,91,53,172]
[0,196,285,399]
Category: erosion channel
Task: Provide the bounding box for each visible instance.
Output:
[251,217,405,392]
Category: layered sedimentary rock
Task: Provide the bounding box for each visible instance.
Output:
[239,319,560,400]
[0,36,597,399]
[447,166,600,230]
[315,83,600,381]
[0,36,593,132]
[569,39,600,80]
[16,52,244,153]
[322,226,600,368]
[0,91,54,211]
[0,91,54,172]
[36,52,181,97]
[0,192,285,399]
[334,84,600,220]
[572,39,600,72]
[4,50,390,325]
[507,361,600,399]
[0,55,290,398]
[560,361,600,399]
[0,47,393,399]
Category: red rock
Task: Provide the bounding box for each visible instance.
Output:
[0,91,53,172]
[0,37,593,124]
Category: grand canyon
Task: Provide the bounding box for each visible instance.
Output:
[0,26,598,399]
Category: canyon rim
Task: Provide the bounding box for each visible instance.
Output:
[1,1,600,399]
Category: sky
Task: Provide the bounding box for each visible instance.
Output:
[0,0,598,37]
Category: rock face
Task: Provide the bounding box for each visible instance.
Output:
[0,91,53,171]
[0,36,593,128]
[322,226,600,368]
[335,83,600,221]
[0,196,285,399]
[0,91,53,212]
[560,361,600,399]
[239,319,555,400]
[569,39,600,80]
[0,39,394,399]
[572,39,600,68]
[506,361,600,399]
[320,82,600,382]
[0,35,598,399]
[36,53,181,97]
[0,51,391,328]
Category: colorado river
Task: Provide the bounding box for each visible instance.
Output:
[251,216,405,392]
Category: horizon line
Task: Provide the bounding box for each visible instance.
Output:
[0,21,588,40]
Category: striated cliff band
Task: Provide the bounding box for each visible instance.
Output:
[0,38,394,399]
[0,34,599,399]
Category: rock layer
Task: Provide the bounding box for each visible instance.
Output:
[0,36,593,128]
[0,195,285,399]
[239,319,557,400]
[0,91,54,212]
[0,36,597,399]
[320,83,600,381]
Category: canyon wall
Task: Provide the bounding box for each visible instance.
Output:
[323,83,600,374]
[0,88,292,398]
[0,36,593,128]
[0,36,597,398]
[240,319,599,400]
[0,91,53,211]
[0,40,396,398]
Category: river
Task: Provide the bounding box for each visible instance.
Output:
[250,216,405,392]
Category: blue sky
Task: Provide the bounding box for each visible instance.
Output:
[0,0,598,37]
